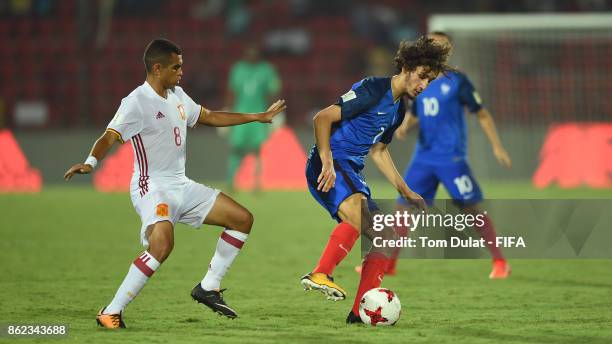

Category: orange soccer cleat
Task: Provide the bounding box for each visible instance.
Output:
[96,307,126,329]
[489,259,511,279]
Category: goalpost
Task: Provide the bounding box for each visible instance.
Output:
[427,13,612,126]
[426,14,612,181]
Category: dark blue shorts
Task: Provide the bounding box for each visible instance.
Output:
[306,155,372,222]
[398,158,483,207]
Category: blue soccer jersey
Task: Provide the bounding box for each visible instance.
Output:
[411,71,482,163]
[329,77,406,168]
[306,77,405,220]
[399,71,485,206]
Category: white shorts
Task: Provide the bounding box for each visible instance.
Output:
[130,178,220,247]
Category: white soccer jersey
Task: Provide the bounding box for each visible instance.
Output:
[107,81,201,197]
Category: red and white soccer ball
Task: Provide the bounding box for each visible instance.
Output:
[359,288,401,326]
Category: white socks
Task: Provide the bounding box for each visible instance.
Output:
[105,251,160,314]
[103,230,247,314]
[200,229,248,291]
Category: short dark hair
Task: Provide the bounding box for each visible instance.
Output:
[393,36,451,74]
[143,38,182,73]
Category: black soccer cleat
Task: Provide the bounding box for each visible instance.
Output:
[191,283,238,319]
[346,310,364,324]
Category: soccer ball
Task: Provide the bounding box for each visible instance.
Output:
[358,288,401,326]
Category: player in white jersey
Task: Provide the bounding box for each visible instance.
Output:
[64,38,286,329]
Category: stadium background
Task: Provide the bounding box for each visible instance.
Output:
[1,0,611,187]
[2,1,612,343]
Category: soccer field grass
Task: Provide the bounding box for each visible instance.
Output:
[2,182,612,343]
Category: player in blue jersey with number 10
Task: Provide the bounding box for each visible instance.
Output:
[387,31,512,279]
[299,36,451,324]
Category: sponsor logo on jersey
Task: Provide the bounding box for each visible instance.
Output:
[156,203,169,217]
[155,111,165,119]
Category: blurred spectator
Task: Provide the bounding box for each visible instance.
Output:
[350,1,418,48]
[113,0,162,16]
[365,46,394,77]
[289,0,309,17]
[2,0,610,129]
[7,0,54,16]
[33,0,52,16]
[192,0,251,35]
[10,0,31,16]
[300,0,351,16]
[191,0,224,19]
[226,0,250,35]
[223,43,282,191]
[264,29,310,55]
[95,0,115,50]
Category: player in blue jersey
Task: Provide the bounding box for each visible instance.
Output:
[387,31,512,279]
[299,36,451,324]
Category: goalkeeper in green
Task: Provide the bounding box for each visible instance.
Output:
[224,44,282,191]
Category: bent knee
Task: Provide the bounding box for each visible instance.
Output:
[146,222,174,261]
[148,237,174,262]
[158,240,174,257]
[233,209,254,233]
[338,208,362,230]
[240,209,254,230]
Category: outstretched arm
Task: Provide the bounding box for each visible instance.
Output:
[313,105,341,192]
[370,142,426,210]
[476,108,512,168]
[64,130,120,181]
[197,99,286,127]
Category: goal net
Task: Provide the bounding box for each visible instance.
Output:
[426,14,612,184]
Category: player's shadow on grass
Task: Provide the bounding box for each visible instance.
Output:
[447,327,611,344]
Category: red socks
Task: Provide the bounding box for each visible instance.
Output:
[386,225,408,274]
[313,222,360,275]
[352,252,388,315]
[478,214,505,261]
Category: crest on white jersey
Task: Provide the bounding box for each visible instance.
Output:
[341,90,356,102]
[441,83,451,95]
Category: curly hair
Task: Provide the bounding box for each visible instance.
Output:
[393,36,451,75]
